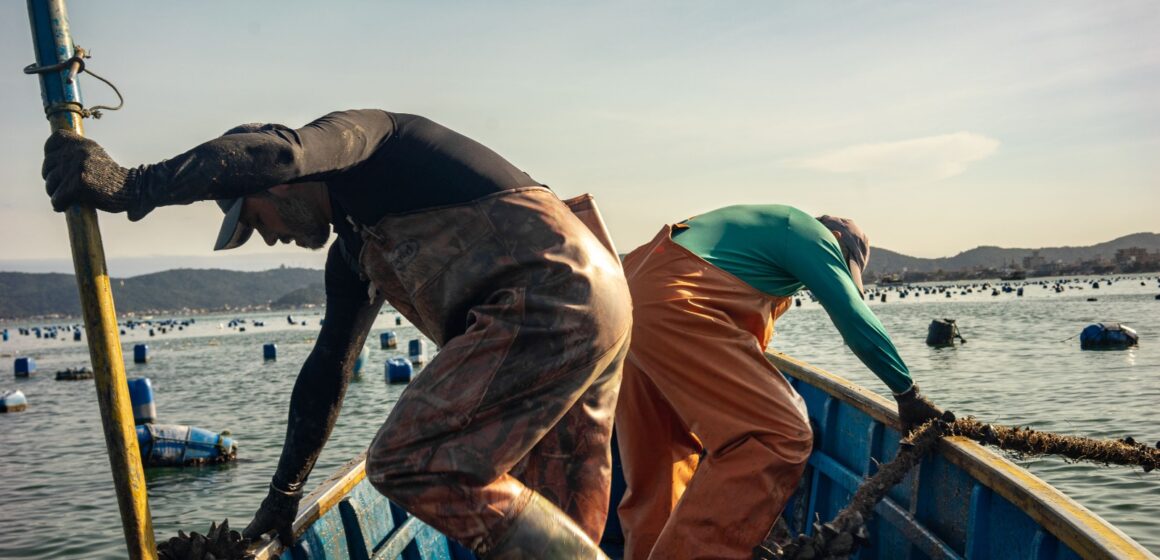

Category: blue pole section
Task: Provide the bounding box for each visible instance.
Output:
[25,2,156,558]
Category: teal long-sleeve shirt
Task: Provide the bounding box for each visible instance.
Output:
[672,204,913,393]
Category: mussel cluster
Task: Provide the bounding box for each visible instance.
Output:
[157,519,254,560]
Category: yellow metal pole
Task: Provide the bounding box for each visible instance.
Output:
[26,1,157,558]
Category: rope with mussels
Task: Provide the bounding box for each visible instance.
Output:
[755,415,1160,560]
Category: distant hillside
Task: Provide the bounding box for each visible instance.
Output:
[0,267,323,319]
[3,232,1157,318]
[868,232,1160,275]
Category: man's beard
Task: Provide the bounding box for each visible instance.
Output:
[273,195,331,249]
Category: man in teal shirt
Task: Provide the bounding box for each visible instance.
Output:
[616,204,944,560]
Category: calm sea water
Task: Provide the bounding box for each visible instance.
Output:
[1,274,1157,557]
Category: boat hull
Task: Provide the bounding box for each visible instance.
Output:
[250,353,1156,559]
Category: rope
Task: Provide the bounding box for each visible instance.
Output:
[23,45,124,119]
[755,419,1159,559]
[754,419,950,560]
[949,417,1159,471]
[75,66,124,119]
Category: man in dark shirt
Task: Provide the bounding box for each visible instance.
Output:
[42,110,631,559]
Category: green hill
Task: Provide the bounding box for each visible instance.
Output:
[2,232,1157,318]
[867,232,1160,277]
[0,267,324,319]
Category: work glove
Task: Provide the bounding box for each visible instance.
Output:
[893,383,951,434]
[242,481,303,546]
[42,129,142,218]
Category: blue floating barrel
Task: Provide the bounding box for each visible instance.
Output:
[263,343,277,361]
[127,377,157,424]
[133,344,149,364]
[1080,323,1139,350]
[386,357,413,384]
[14,357,36,377]
[353,345,369,375]
[0,389,28,413]
[135,424,237,467]
[2,329,9,342]
[395,316,403,326]
[73,329,82,341]
[408,339,427,365]
[380,331,398,350]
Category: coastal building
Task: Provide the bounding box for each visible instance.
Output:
[1022,250,1046,270]
[1116,247,1152,265]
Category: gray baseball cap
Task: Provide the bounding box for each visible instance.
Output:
[214,197,253,251]
[817,215,871,295]
[210,123,289,251]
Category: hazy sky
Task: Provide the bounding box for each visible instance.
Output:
[2,1,1156,276]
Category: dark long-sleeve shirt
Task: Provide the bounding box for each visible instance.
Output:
[126,109,542,490]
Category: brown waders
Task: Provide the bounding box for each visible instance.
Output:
[616,226,813,560]
[360,187,631,558]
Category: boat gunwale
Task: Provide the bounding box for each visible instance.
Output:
[250,452,369,559]
[767,351,1158,560]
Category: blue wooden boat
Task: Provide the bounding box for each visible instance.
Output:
[251,352,1157,559]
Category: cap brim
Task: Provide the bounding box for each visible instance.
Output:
[213,198,253,251]
[847,259,866,298]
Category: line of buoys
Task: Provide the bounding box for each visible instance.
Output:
[380,331,398,350]
[126,376,237,467]
[386,357,413,384]
[0,389,27,413]
[14,357,36,378]
[263,343,277,361]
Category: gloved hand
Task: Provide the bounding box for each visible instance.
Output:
[242,481,303,546]
[893,383,951,434]
[42,129,139,216]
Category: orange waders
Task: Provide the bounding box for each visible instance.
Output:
[616,225,813,560]
[361,187,631,556]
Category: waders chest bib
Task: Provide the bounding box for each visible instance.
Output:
[357,187,632,555]
[617,225,812,560]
